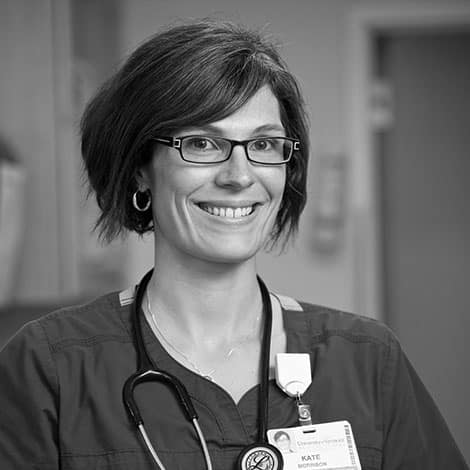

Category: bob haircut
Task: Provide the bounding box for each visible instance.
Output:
[81,19,309,247]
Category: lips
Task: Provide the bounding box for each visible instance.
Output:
[197,203,257,219]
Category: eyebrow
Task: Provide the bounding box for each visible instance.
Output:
[179,123,285,135]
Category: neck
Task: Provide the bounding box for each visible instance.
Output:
[147,244,263,347]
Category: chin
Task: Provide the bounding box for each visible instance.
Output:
[195,240,262,265]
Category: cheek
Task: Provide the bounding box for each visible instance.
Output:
[151,167,201,221]
[266,168,287,204]
[150,166,177,222]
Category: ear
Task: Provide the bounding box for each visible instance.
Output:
[135,165,152,191]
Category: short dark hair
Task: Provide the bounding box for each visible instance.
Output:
[81,19,309,246]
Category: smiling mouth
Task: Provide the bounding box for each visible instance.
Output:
[197,203,256,218]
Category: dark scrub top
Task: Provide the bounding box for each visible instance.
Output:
[0,288,467,470]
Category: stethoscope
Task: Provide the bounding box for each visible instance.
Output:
[123,269,284,470]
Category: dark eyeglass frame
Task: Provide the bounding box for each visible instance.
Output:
[153,135,300,165]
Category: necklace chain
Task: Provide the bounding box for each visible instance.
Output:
[146,289,261,381]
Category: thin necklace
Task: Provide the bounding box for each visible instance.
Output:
[146,289,261,381]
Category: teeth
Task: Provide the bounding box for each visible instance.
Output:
[200,204,254,218]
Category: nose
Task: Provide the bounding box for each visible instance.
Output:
[214,143,255,190]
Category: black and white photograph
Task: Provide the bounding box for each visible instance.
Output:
[1,1,469,469]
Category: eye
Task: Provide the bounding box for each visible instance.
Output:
[250,138,275,151]
[184,136,219,152]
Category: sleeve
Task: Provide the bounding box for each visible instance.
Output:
[381,333,468,469]
[0,320,60,469]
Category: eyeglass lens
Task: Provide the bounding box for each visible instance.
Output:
[180,136,293,164]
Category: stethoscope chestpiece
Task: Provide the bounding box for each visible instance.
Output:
[237,442,283,470]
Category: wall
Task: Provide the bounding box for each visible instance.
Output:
[0,0,79,303]
[380,31,470,462]
[119,0,468,312]
[71,0,127,298]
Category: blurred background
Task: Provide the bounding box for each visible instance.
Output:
[1,0,469,463]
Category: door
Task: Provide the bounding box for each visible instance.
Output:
[377,30,470,462]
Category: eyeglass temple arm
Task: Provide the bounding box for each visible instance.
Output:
[153,137,182,149]
[123,369,197,426]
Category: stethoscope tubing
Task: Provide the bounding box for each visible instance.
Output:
[137,417,212,470]
[123,268,274,469]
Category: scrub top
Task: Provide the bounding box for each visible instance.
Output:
[0,287,467,470]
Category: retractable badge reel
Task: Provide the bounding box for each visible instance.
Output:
[275,353,312,425]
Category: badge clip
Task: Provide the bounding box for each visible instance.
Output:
[296,392,312,426]
[275,353,312,426]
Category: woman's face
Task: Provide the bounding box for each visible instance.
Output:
[145,85,286,265]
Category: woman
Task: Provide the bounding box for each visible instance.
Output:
[0,19,467,470]
[273,431,295,454]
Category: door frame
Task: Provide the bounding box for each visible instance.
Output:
[347,3,470,320]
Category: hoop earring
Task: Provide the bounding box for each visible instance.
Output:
[133,190,151,212]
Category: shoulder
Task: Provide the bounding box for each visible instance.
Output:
[274,293,397,350]
[275,294,406,407]
[2,290,133,356]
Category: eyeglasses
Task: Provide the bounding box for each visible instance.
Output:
[153,135,300,165]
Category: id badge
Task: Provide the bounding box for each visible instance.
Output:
[267,421,361,470]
